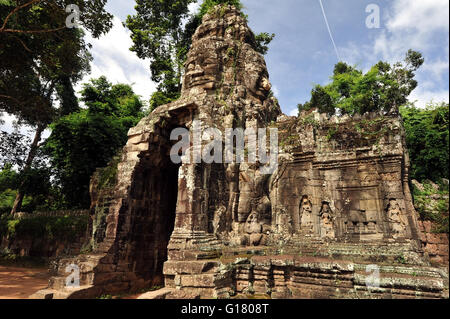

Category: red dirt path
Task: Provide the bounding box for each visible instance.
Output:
[0,266,50,299]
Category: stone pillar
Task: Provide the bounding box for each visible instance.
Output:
[235,265,253,293]
[253,264,271,294]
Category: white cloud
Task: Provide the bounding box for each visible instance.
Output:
[188,1,201,14]
[375,0,449,62]
[272,85,280,97]
[78,16,156,102]
[289,108,298,117]
[386,0,449,34]
[421,58,449,80]
[409,88,449,108]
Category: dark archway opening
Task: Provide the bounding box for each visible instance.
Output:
[125,132,184,287]
[132,160,180,286]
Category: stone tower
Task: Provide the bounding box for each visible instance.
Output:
[32,5,448,299]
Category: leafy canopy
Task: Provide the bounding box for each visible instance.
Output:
[400,102,449,182]
[44,77,145,208]
[298,50,424,116]
[0,0,113,126]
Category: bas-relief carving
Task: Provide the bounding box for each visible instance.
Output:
[276,207,293,236]
[387,199,407,239]
[319,202,335,239]
[299,195,314,234]
[240,211,270,246]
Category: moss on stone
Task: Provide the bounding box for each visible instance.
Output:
[413,181,449,234]
[98,155,120,190]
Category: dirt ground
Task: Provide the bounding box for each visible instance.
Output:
[0,266,50,299]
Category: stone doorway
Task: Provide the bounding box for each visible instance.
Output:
[128,160,180,287]
[123,120,188,287]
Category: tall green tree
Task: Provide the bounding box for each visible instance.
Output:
[298,50,424,116]
[126,0,275,112]
[400,102,449,182]
[0,0,113,213]
[45,77,145,208]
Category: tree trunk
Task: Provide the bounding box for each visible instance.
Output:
[10,124,45,215]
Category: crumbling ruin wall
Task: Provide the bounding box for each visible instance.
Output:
[269,111,422,245]
[419,221,449,266]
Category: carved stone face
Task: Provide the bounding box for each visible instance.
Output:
[243,56,271,99]
[301,198,312,214]
[322,212,332,224]
[321,203,332,215]
[183,51,219,91]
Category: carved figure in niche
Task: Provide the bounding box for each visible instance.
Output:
[387,199,407,238]
[276,207,293,236]
[212,206,227,238]
[256,195,272,226]
[244,211,265,246]
[226,163,240,223]
[319,202,335,239]
[237,171,253,222]
[299,195,314,234]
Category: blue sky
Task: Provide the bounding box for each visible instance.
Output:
[1,0,449,132]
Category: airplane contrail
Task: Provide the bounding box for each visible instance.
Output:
[318,0,341,61]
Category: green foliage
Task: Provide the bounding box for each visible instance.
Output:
[326,126,338,141]
[412,181,449,234]
[400,102,449,182]
[126,0,195,98]
[198,0,248,23]
[299,51,424,116]
[0,215,89,241]
[198,0,243,17]
[0,161,56,214]
[149,90,180,113]
[1,1,114,213]
[0,164,18,191]
[45,77,145,208]
[0,189,32,216]
[298,114,320,128]
[98,156,120,190]
[396,254,407,264]
[0,1,113,126]
[254,32,275,55]
[299,85,335,116]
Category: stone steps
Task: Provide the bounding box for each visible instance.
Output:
[137,288,174,299]
[29,285,96,299]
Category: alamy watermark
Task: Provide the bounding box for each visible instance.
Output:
[65,263,80,288]
[65,4,80,29]
[366,4,381,29]
[170,120,279,175]
[365,264,380,289]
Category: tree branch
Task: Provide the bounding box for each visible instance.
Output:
[0,94,22,105]
[2,26,66,34]
[11,35,32,52]
[0,0,42,32]
[0,0,66,34]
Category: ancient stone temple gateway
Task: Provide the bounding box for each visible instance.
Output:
[33,5,448,299]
